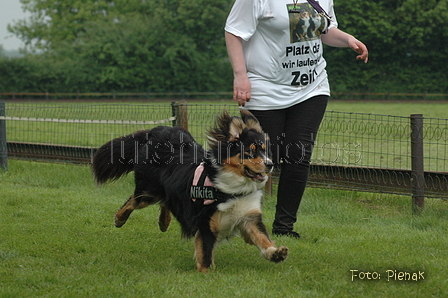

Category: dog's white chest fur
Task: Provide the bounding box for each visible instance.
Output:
[212,191,263,242]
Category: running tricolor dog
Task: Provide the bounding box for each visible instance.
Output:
[92,110,288,272]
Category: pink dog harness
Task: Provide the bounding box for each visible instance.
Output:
[191,162,217,205]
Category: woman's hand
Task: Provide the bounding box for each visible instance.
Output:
[322,28,369,63]
[348,37,369,63]
[233,74,251,107]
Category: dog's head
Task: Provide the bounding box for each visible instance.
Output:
[207,110,273,183]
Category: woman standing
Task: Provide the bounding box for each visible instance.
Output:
[225,0,368,238]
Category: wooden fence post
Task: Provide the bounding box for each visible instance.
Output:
[0,101,8,170]
[410,114,424,213]
[172,101,188,130]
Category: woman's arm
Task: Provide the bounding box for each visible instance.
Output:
[321,27,369,63]
[225,31,251,106]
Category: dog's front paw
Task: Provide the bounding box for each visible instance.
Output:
[196,262,215,273]
[265,246,288,263]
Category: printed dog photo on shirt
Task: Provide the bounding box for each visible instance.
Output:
[288,2,327,43]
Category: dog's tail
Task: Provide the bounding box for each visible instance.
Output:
[92,129,152,184]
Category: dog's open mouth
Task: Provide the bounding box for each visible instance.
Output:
[244,167,266,182]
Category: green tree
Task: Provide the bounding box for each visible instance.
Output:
[8,0,233,92]
[4,0,448,93]
[9,0,115,50]
[326,0,448,93]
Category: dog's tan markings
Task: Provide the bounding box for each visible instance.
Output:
[224,154,270,181]
[115,194,156,227]
[240,109,263,133]
[115,195,137,227]
[223,156,245,176]
[158,204,171,232]
[240,210,272,247]
[194,234,207,272]
[240,210,288,263]
[194,231,215,273]
[194,212,222,273]
[227,153,267,174]
[243,157,267,173]
[229,117,245,141]
[209,212,222,235]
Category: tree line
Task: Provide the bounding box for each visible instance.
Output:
[0,0,447,94]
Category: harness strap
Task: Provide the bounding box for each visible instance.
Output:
[191,163,217,205]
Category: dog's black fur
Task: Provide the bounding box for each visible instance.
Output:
[92,110,288,272]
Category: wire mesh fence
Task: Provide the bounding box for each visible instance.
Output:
[315,112,412,169]
[1,91,448,101]
[2,102,175,146]
[1,101,447,202]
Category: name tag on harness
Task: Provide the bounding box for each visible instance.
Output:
[190,186,216,200]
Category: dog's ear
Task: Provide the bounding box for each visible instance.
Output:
[207,110,245,145]
[228,116,245,141]
[240,109,263,133]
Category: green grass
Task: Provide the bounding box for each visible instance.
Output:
[1,160,448,297]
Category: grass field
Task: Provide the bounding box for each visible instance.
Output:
[1,160,447,297]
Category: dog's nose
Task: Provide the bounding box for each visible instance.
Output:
[265,159,274,172]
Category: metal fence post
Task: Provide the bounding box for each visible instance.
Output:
[0,101,8,170]
[410,114,424,213]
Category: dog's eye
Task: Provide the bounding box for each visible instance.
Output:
[244,144,257,158]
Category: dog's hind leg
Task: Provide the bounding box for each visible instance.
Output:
[115,195,139,227]
[158,204,171,232]
[194,229,217,273]
[240,210,288,263]
[114,194,153,227]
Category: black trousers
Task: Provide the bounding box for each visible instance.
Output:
[250,95,328,232]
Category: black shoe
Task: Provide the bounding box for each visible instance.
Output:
[273,230,301,239]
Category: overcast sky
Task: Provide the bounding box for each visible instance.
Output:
[0,0,30,50]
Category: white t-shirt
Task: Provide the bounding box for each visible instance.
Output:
[225,0,338,110]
